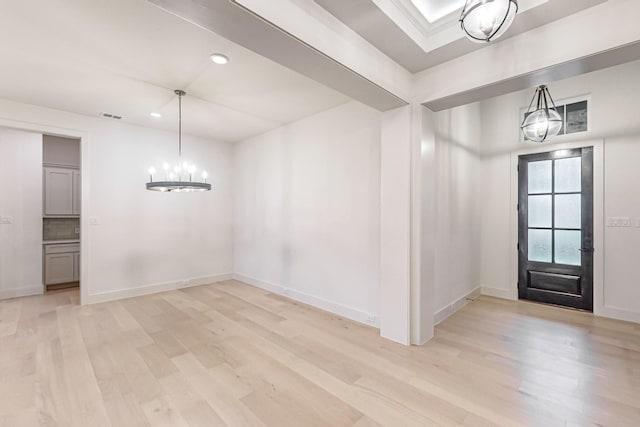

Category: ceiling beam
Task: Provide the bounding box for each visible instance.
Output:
[424,41,640,111]
[149,0,409,111]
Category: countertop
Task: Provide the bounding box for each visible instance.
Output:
[43,239,80,245]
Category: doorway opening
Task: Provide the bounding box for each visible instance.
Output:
[43,135,81,293]
[518,147,594,311]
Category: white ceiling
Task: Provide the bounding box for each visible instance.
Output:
[409,0,465,23]
[314,0,608,73]
[0,0,350,142]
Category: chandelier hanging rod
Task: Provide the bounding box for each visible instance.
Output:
[176,89,185,159]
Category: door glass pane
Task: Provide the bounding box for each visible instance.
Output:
[528,229,552,263]
[555,157,581,193]
[555,194,581,229]
[528,195,552,228]
[528,160,552,194]
[555,230,581,266]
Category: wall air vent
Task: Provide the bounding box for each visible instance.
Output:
[99,112,123,120]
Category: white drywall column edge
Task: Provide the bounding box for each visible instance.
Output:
[380,105,412,344]
[411,105,436,344]
[414,0,640,105]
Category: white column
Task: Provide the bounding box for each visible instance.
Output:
[380,106,412,344]
[380,104,437,345]
[411,106,436,345]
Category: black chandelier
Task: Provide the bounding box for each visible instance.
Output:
[146,90,211,192]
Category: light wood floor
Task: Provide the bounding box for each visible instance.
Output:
[1,281,639,427]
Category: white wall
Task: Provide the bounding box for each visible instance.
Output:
[233,101,381,325]
[478,59,640,323]
[430,103,483,323]
[0,98,234,303]
[0,128,43,299]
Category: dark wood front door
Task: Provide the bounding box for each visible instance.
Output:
[518,147,594,311]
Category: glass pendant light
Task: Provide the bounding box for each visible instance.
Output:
[146,90,211,192]
[521,85,564,143]
[460,0,518,43]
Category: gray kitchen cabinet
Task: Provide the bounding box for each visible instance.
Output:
[44,244,80,285]
[44,167,80,216]
[45,253,74,284]
[73,252,80,282]
[73,170,81,215]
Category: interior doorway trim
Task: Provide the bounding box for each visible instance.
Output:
[0,117,90,305]
[507,139,604,317]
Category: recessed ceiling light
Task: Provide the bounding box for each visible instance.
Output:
[150,112,162,118]
[210,53,229,65]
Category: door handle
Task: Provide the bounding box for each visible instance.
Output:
[578,248,594,253]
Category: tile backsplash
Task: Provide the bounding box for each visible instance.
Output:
[43,218,80,241]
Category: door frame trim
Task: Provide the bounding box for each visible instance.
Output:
[0,117,89,306]
[517,147,594,311]
[507,139,605,316]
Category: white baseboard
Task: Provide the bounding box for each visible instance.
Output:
[86,273,233,304]
[481,286,518,301]
[232,273,379,328]
[597,305,640,324]
[480,286,639,324]
[434,286,481,325]
[0,284,44,300]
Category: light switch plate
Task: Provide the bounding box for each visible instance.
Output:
[89,217,100,225]
[0,216,12,224]
[607,217,631,227]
